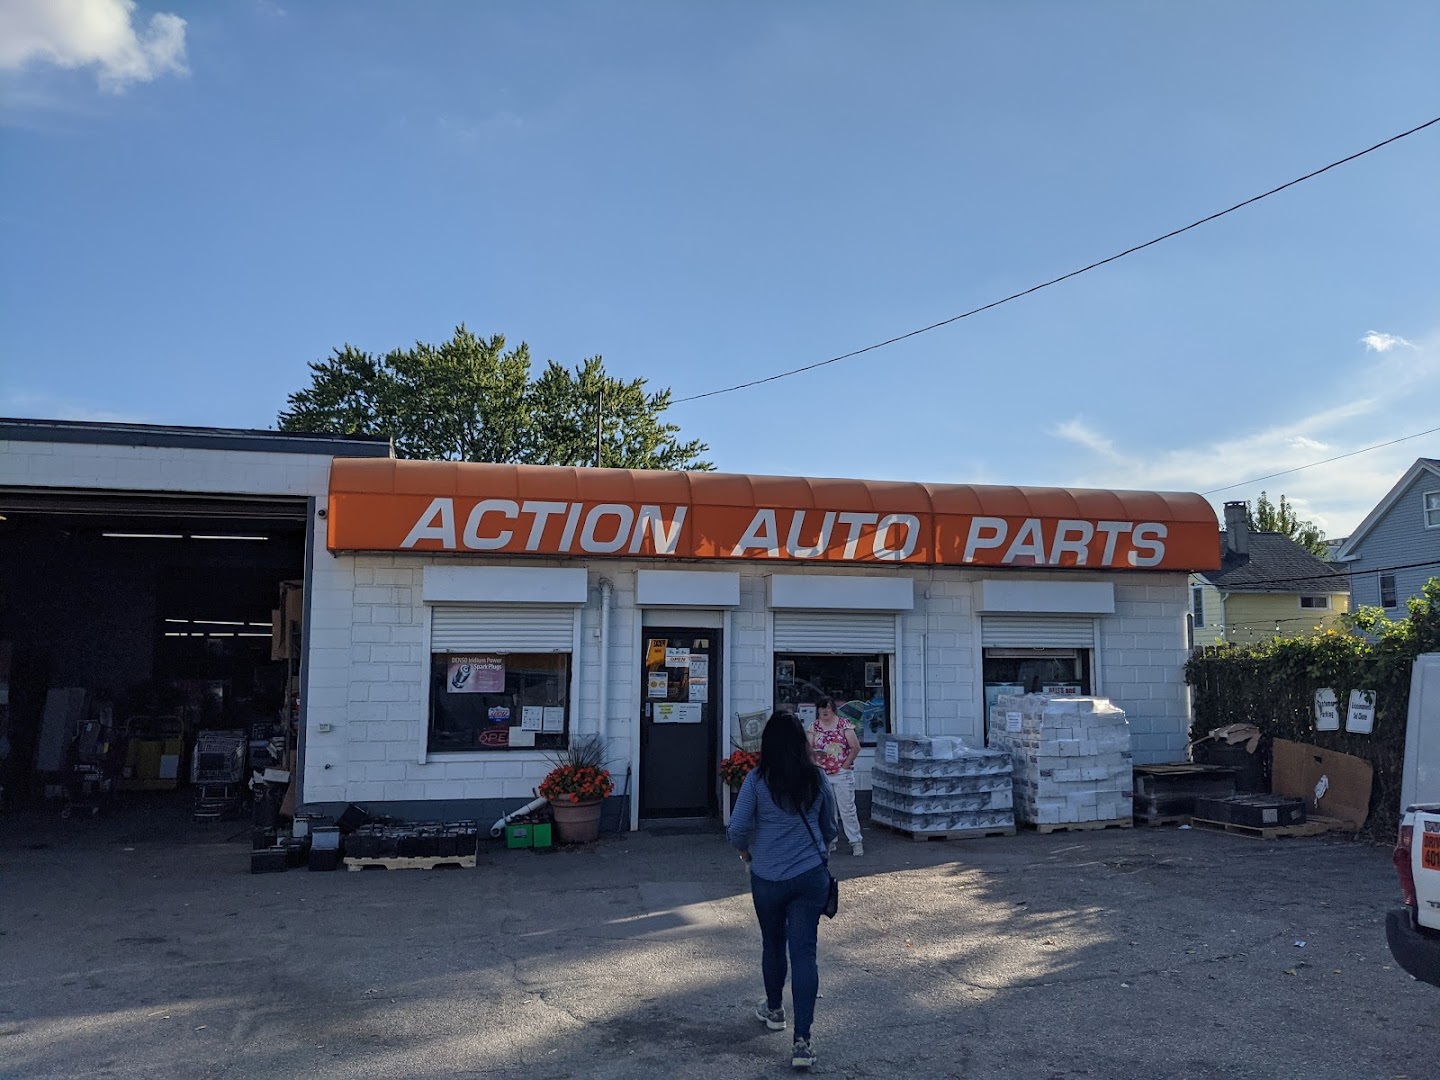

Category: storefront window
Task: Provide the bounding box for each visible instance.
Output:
[428,652,569,753]
[982,648,1091,709]
[774,653,890,746]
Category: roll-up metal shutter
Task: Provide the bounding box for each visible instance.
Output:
[430,605,576,652]
[773,611,896,653]
[981,616,1095,648]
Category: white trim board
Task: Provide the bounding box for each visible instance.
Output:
[421,565,588,604]
[769,574,914,611]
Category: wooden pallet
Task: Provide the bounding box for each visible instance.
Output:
[1133,813,1191,827]
[344,855,477,871]
[1189,817,1337,841]
[1025,817,1134,835]
[874,821,1016,842]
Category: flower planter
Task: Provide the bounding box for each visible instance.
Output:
[550,797,604,844]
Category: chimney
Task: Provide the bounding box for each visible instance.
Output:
[1223,501,1249,557]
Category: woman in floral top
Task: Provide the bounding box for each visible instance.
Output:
[808,697,863,855]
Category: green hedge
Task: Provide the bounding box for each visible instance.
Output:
[1184,579,1440,838]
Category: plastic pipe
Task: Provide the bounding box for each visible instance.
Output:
[597,577,613,742]
[490,795,548,838]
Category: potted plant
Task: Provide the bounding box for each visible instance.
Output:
[719,748,760,807]
[539,737,614,844]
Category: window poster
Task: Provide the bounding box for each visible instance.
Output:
[541,707,565,733]
[796,702,817,724]
[508,729,536,747]
[655,702,703,724]
[521,706,544,732]
[688,656,709,702]
[864,662,883,687]
[648,671,669,698]
[665,647,690,668]
[447,656,505,694]
[646,638,669,668]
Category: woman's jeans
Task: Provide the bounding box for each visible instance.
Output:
[750,864,830,1039]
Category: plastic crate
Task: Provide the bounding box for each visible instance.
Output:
[506,824,533,848]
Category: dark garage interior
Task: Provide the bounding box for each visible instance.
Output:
[0,490,307,822]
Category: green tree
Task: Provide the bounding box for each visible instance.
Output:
[1246,491,1328,557]
[277,325,711,470]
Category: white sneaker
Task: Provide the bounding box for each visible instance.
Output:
[827,840,836,854]
[851,842,864,856]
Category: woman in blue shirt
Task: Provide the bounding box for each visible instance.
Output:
[727,710,838,1071]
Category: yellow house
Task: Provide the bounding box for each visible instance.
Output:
[1188,502,1350,648]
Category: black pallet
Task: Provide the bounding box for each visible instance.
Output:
[1193,794,1306,829]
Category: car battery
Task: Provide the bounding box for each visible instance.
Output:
[284,837,310,868]
[336,803,373,833]
[308,826,342,871]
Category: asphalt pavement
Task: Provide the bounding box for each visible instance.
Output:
[0,803,1434,1080]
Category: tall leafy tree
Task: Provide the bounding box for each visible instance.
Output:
[278,325,711,470]
[1246,491,1328,557]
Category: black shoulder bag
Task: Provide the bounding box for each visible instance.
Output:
[801,809,840,919]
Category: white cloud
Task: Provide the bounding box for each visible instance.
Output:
[0,0,188,92]
[1361,330,1415,353]
[1053,418,1122,461]
[1050,329,1440,536]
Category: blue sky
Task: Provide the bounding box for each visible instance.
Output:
[2,1,1438,537]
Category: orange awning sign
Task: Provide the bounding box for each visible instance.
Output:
[327,460,1220,572]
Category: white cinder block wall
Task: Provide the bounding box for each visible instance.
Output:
[1103,575,1192,764]
[306,556,1193,806]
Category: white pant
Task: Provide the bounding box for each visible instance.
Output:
[825,768,862,844]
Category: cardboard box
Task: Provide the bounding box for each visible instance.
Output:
[1271,738,1372,828]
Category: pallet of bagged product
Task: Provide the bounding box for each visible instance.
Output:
[871,786,1013,816]
[988,694,1135,829]
[872,734,1016,839]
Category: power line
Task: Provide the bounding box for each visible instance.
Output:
[675,115,1440,404]
[1201,426,1440,495]
[1199,556,1440,591]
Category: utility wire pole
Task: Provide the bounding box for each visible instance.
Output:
[595,387,604,468]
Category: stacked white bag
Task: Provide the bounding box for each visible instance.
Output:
[871,732,1016,836]
[986,694,1133,827]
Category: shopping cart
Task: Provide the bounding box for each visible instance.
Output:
[190,730,247,821]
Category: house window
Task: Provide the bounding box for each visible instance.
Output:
[774,653,891,746]
[1191,586,1206,627]
[1299,596,1330,610]
[1425,490,1440,528]
[1380,574,1397,609]
[428,653,569,752]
